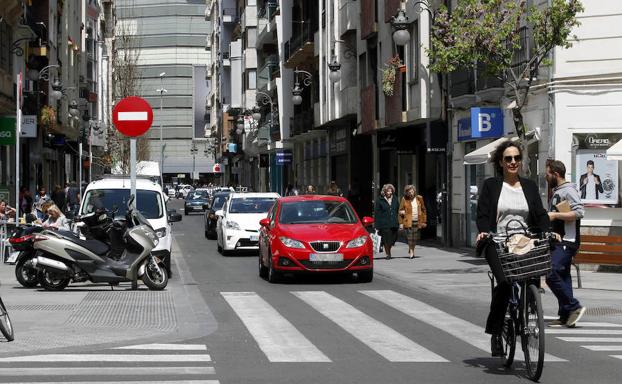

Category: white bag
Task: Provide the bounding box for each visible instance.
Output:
[370,230,383,255]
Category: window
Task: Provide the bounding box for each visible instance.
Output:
[279,201,358,224]
[229,197,276,213]
[247,70,257,89]
[81,189,163,219]
[409,20,419,82]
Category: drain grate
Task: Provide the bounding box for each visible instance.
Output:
[7,304,78,311]
[586,307,622,317]
[64,291,177,330]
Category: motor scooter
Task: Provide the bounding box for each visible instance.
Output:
[8,224,44,288]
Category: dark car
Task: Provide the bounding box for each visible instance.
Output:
[203,191,231,239]
[184,190,210,215]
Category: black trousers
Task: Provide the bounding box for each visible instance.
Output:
[484,243,511,335]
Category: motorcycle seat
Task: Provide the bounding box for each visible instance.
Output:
[55,230,110,256]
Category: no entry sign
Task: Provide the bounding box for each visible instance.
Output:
[112,96,154,137]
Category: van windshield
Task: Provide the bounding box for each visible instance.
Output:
[81,189,163,219]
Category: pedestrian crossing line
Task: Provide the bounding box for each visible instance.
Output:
[547,329,622,335]
[221,292,331,362]
[360,290,566,362]
[0,367,216,376]
[115,344,208,351]
[549,322,622,328]
[611,355,622,360]
[582,345,622,351]
[0,354,212,363]
[1,381,220,384]
[557,337,622,342]
[293,291,448,362]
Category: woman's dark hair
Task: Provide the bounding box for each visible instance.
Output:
[491,140,522,175]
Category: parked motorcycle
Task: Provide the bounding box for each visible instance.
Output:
[8,225,44,288]
[31,197,168,291]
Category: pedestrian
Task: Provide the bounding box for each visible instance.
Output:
[326,181,343,196]
[51,184,66,212]
[374,184,400,260]
[42,204,70,230]
[285,184,299,196]
[398,185,427,259]
[476,141,550,357]
[19,186,33,215]
[66,182,81,214]
[33,186,51,221]
[545,159,587,327]
[305,185,316,195]
[0,200,16,221]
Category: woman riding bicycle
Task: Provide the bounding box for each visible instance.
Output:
[476,141,550,357]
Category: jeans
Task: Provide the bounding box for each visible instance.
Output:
[545,242,581,320]
[484,243,511,335]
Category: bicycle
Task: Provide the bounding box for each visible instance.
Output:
[482,227,555,382]
[0,289,14,342]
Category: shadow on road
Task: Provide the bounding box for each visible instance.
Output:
[463,357,524,379]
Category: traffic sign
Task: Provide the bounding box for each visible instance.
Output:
[112,96,154,137]
[213,163,222,173]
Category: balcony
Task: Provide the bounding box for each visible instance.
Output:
[290,110,313,138]
[257,54,280,92]
[339,0,359,38]
[450,66,505,108]
[258,0,279,22]
[284,20,315,69]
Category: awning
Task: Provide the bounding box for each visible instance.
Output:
[463,137,515,165]
[606,138,622,161]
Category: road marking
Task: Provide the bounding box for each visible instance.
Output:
[582,345,622,351]
[553,322,622,328]
[547,329,622,335]
[2,382,219,384]
[360,290,565,362]
[0,354,211,362]
[611,355,622,360]
[557,337,622,342]
[0,367,215,375]
[221,292,331,362]
[117,111,148,121]
[115,343,208,351]
[293,291,447,362]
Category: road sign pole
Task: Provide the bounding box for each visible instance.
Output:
[130,138,137,204]
[79,142,83,201]
[15,74,21,221]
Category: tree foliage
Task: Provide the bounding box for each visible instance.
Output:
[428,0,583,137]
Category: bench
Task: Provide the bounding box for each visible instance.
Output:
[573,235,622,288]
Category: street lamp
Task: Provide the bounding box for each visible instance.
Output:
[292,68,313,105]
[69,100,80,117]
[256,91,275,127]
[156,72,167,186]
[190,142,198,183]
[391,8,411,46]
[328,55,341,83]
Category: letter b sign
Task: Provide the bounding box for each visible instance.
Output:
[470,107,503,139]
[478,113,492,132]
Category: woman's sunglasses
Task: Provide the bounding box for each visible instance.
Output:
[503,155,522,163]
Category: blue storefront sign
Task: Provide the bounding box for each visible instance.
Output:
[457,107,504,141]
[275,150,293,165]
[227,143,237,153]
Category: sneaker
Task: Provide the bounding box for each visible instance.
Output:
[491,334,504,357]
[547,318,566,327]
[566,306,586,328]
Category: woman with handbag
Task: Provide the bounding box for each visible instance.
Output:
[398,185,427,259]
[374,184,400,260]
[475,141,550,357]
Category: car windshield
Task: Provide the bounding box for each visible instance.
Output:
[279,200,358,224]
[211,195,228,210]
[187,191,208,200]
[81,189,163,219]
[229,197,275,214]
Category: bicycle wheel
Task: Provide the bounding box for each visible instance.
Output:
[502,312,517,367]
[0,297,14,342]
[522,284,545,381]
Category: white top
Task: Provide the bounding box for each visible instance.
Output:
[496,182,529,235]
[585,174,596,200]
[412,198,419,222]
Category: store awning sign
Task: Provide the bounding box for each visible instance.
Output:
[0,117,16,145]
[275,150,293,165]
[458,107,504,141]
[21,115,37,138]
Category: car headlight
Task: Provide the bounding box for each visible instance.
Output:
[279,237,305,249]
[346,236,369,248]
[225,220,241,230]
[155,227,167,238]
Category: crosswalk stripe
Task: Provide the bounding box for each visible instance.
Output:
[1,382,220,384]
[611,355,622,360]
[554,322,622,328]
[115,344,208,351]
[0,354,211,363]
[293,291,448,362]
[221,292,331,362]
[557,337,622,342]
[360,290,566,362]
[547,329,622,335]
[582,345,622,351]
[0,367,215,375]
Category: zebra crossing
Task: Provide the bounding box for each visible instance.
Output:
[0,343,220,384]
[221,289,573,364]
[547,319,622,361]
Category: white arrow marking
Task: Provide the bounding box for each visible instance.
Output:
[118,111,148,121]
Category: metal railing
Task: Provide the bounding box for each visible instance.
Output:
[258,0,279,21]
[257,55,280,91]
[286,20,314,62]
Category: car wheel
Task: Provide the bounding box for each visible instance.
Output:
[217,243,223,254]
[258,253,268,279]
[184,209,189,216]
[358,270,373,283]
[267,253,281,284]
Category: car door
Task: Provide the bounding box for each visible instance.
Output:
[217,200,227,244]
[260,203,275,263]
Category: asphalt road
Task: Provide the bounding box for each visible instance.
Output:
[0,198,618,384]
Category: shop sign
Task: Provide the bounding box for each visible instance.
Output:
[228,143,237,153]
[0,117,16,145]
[457,107,504,141]
[275,150,293,165]
[574,133,622,150]
[21,115,37,138]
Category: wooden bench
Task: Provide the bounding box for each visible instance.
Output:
[573,235,622,288]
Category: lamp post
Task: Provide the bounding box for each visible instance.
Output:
[156,72,167,186]
[190,142,198,184]
[292,68,313,105]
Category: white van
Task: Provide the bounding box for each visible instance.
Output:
[78,176,181,275]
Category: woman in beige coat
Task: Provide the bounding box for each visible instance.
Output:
[398,185,427,258]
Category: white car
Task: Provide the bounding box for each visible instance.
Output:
[177,184,193,199]
[78,176,181,275]
[216,192,279,255]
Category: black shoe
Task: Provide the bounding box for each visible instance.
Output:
[491,334,504,357]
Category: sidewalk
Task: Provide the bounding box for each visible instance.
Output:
[374,241,622,322]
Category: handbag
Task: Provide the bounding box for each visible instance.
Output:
[371,230,383,254]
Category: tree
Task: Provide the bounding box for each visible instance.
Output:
[427,0,583,138]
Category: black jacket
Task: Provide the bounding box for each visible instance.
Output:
[476,177,550,234]
[374,196,400,230]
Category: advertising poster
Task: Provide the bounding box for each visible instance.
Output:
[574,133,622,206]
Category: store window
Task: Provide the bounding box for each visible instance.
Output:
[465,142,486,247]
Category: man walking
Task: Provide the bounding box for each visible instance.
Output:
[545,160,586,327]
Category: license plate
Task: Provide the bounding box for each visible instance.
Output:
[250,235,259,242]
[309,253,343,262]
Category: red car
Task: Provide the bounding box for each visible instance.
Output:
[258,195,374,283]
